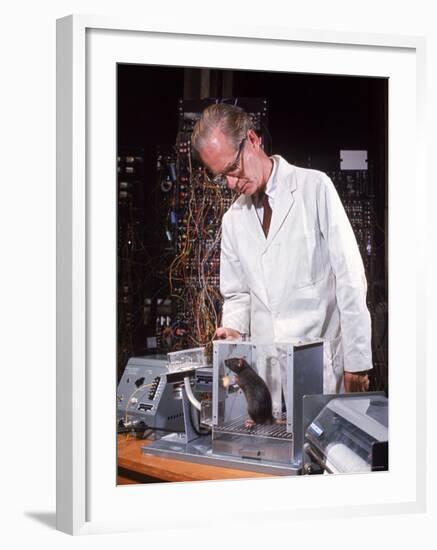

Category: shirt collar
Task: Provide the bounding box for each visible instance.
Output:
[264,156,278,198]
[255,156,277,207]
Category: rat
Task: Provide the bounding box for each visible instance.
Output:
[224,357,275,428]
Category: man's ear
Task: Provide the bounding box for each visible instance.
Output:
[247,128,261,150]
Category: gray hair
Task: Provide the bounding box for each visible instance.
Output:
[191,103,253,154]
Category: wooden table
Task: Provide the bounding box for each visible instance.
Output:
[117,434,274,484]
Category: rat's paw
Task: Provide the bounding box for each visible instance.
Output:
[244,418,256,429]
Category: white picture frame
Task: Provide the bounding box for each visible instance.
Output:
[56,14,427,535]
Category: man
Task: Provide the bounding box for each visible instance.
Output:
[191,104,371,415]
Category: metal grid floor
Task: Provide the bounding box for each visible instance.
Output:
[214,413,292,440]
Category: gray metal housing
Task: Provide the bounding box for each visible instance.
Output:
[212,339,324,465]
[117,356,185,433]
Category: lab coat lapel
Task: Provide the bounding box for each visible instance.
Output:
[263,159,296,251]
[241,195,267,243]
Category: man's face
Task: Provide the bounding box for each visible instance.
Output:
[198,128,264,196]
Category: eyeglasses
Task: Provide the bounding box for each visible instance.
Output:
[209,136,246,186]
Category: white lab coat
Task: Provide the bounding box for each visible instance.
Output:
[220,156,372,414]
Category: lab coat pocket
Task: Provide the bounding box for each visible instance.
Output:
[292,229,324,289]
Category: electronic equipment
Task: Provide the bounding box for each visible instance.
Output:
[211,339,323,469]
[138,339,325,475]
[117,149,149,378]
[302,393,388,474]
[117,349,206,438]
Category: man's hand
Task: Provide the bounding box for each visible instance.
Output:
[215,327,241,340]
[344,371,370,392]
